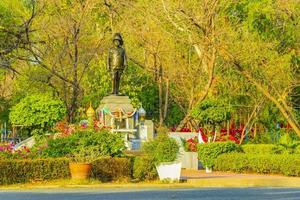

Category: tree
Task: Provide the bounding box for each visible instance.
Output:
[219,0,300,136]
[9,94,66,135]
[5,0,114,122]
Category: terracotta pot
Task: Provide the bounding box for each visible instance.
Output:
[69,163,92,179]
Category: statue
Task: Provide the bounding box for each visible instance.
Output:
[107,33,127,95]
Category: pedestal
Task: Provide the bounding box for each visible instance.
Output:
[96,95,136,129]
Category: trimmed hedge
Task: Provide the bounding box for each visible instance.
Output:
[214,153,300,176]
[133,156,158,181]
[197,142,241,168]
[241,144,285,154]
[0,158,70,185]
[0,157,132,185]
[92,157,131,182]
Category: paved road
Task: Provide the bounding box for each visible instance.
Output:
[0,188,300,200]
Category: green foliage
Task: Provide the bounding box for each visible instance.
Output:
[0,158,70,185]
[197,142,241,168]
[191,99,232,126]
[215,153,300,177]
[133,156,158,181]
[92,157,132,182]
[0,157,133,185]
[164,102,185,126]
[9,94,66,133]
[242,144,285,154]
[249,132,274,144]
[278,134,300,154]
[0,97,10,123]
[71,146,102,163]
[142,134,179,164]
[42,135,78,158]
[42,129,125,158]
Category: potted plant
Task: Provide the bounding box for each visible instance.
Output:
[143,133,181,181]
[69,146,101,179]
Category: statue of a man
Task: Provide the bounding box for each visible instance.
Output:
[107,33,127,95]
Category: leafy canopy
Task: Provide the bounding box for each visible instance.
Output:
[191,99,233,126]
[9,94,66,129]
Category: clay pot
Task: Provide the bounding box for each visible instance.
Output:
[69,163,92,179]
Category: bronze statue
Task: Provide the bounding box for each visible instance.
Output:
[107,33,127,95]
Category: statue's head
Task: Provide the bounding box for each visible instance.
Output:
[113,33,123,47]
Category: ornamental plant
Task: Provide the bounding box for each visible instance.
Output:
[181,136,198,152]
[70,146,102,163]
[143,133,179,165]
[197,142,241,168]
[191,99,232,131]
[42,129,125,158]
[9,94,66,136]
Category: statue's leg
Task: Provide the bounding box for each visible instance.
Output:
[116,70,121,95]
[112,71,117,95]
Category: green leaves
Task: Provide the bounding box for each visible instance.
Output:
[143,133,179,164]
[42,129,126,158]
[197,142,241,168]
[215,153,300,176]
[191,99,233,126]
[9,94,66,130]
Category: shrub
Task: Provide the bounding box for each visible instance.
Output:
[133,156,158,181]
[197,142,241,168]
[92,157,132,182]
[191,99,232,126]
[296,145,300,154]
[0,157,133,185]
[0,158,70,185]
[42,134,79,157]
[143,133,179,164]
[42,129,125,158]
[9,94,66,135]
[241,144,285,154]
[214,153,300,176]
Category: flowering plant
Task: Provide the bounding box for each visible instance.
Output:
[181,136,198,152]
[0,142,33,159]
[55,121,75,137]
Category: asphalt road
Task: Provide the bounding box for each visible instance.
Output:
[0,188,300,200]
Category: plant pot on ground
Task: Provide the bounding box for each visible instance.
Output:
[69,147,101,180]
[143,133,181,181]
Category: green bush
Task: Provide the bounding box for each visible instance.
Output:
[0,157,133,185]
[142,133,179,164]
[296,145,300,154]
[214,153,300,176]
[92,157,132,182]
[42,129,125,158]
[9,94,66,134]
[133,156,158,181]
[197,142,241,168]
[191,99,232,126]
[42,134,79,157]
[0,158,70,185]
[241,144,285,154]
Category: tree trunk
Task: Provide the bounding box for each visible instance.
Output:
[163,78,169,121]
[158,64,164,126]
